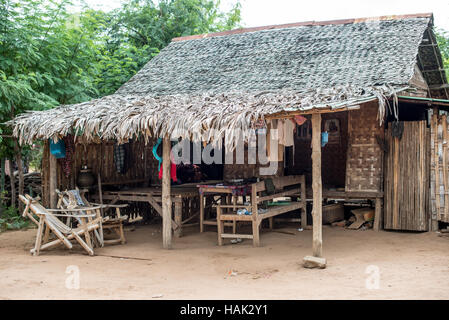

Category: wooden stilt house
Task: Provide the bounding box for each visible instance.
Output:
[10,13,449,261]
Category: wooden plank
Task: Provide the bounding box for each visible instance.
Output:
[217,206,223,246]
[251,183,259,246]
[441,115,449,221]
[221,233,254,239]
[199,193,204,232]
[434,114,441,220]
[311,113,323,258]
[392,135,399,229]
[383,121,429,231]
[301,175,307,228]
[162,136,172,249]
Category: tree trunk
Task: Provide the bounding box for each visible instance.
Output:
[8,159,16,209]
[0,158,4,216]
[14,139,24,212]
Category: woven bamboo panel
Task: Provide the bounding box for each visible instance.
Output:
[384,121,429,231]
[430,113,449,223]
[43,138,160,202]
[345,101,384,192]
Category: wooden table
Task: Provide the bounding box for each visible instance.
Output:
[197,183,253,232]
[93,186,200,237]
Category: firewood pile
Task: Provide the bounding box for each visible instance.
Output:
[3,172,42,206]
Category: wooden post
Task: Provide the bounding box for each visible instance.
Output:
[304,113,326,269]
[174,197,182,238]
[311,114,323,257]
[49,154,57,209]
[8,159,16,209]
[199,193,204,232]
[162,136,172,249]
[300,175,307,228]
[373,197,383,231]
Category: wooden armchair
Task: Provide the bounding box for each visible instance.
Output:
[56,188,128,245]
[216,175,306,247]
[19,194,103,256]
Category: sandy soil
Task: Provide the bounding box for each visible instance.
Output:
[0,222,449,300]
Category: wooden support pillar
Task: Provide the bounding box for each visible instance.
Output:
[304,113,326,269]
[49,154,57,209]
[373,197,383,231]
[311,113,323,258]
[162,136,172,249]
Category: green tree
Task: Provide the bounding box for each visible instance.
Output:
[436,29,449,79]
[94,0,241,96]
[0,0,241,212]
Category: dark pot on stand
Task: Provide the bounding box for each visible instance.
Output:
[77,166,95,189]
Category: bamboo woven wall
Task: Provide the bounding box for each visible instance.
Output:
[345,101,385,192]
[42,138,160,206]
[384,121,429,231]
[430,113,449,223]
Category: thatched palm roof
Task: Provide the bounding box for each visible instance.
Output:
[11,13,446,148]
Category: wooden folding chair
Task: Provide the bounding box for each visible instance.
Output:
[56,188,127,245]
[19,194,103,256]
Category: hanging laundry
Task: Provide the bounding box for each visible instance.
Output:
[277,119,284,145]
[266,120,284,162]
[248,129,257,148]
[294,115,307,126]
[158,162,177,182]
[283,119,295,147]
[113,143,126,174]
[321,132,329,147]
[153,138,163,170]
[158,150,178,182]
[266,121,276,162]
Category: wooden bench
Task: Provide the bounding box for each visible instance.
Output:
[216,175,306,246]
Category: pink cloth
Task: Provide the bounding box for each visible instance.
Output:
[294,115,307,126]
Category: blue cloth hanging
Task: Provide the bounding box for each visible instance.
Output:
[153,138,162,170]
[49,139,66,159]
[321,132,328,147]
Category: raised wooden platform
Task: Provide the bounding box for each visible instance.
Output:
[92,185,200,237]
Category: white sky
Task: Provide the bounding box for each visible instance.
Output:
[83,0,449,31]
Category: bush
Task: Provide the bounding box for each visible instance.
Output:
[0,205,30,232]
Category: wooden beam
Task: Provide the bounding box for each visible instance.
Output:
[162,135,172,249]
[264,105,361,120]
[429,84,449,90]
[311,113,323,258]
[49,154,57,209]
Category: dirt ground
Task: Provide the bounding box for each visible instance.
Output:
[0,222,449,300]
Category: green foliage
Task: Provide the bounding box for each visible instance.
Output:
[0,0,242,137]
[95,0,242,96]
[0,196,29,232]
[0,0,241,210]
[436,29,449,79]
